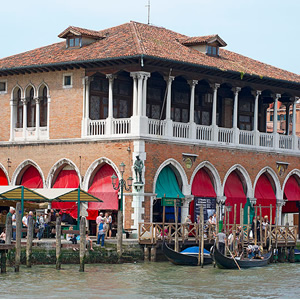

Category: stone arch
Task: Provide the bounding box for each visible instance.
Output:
[11,159,45,186]
[11,84,24,99]
[24,83,37,98]
[0,163,10,185]
[82,157,121,191]
[190,161,222,197]
[254,167,282,199]
[282,169,300,193]
[153,158,189,196]
[37,82,50,97]
[222,164,253,198]
[46,158,81,188]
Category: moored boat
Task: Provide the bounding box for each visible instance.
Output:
[162,243,212,266]
[294,249,300,262]
[212,245,272,269]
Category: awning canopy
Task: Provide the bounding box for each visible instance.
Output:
[34,188,103,203]
[0,186,48,202]
[155,166,184,199]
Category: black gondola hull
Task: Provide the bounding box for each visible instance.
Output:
[213,245,272,269]
[162,243,212,266]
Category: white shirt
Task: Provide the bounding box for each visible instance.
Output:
[22,216,28,226]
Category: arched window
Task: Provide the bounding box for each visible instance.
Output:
[16,89,23,128]
[40,86,48,126]
[27,87,36,127]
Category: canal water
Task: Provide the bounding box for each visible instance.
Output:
[1,262,299,298]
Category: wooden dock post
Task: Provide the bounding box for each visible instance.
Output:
[56,216,62,270]
[150,247,156,262]
[289,247,295,263]
[240,203,244,252]
[144,246,149,261]
[259,205,262,246]
[254,206,257,245]
[0,250,6,273]
[233,204,237,253]
[247,206,250,244]
[15,202,21,272]
[174,200,179,252]
[5,215,12,245]
[79,217,86,272]
[26,215,33,267]
[269,205,272,251]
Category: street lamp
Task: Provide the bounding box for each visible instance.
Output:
[111,163,133,255]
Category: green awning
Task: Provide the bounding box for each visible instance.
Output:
[155,166,184,199]
[243,198,255,225]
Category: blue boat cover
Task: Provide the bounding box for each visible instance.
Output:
[180,246,210,255]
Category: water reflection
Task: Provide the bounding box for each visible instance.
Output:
[1,262,299,298]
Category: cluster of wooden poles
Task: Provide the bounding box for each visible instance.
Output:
[1,202,88,273]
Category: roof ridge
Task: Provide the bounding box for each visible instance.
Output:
[129,22,144,54]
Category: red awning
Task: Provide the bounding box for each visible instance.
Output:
[88,164,119,215]
[0,169,8,185]
[283,176,300,213]
[21,166,43,188]
[190,168,216,222]
[51,170,79,217]
[254,174,276,222]
[224,172,247,224]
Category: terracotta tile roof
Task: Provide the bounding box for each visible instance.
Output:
[0,21,299,85]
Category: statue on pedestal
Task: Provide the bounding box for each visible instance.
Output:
[134,155,144,183]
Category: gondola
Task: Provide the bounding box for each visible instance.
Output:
[212,244,272,269]
[294,249,300,262]
[162,242,212,266]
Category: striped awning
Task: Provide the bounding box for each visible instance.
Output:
[0,186,48,202]
[0,186,102,203]
[33,188,103,203]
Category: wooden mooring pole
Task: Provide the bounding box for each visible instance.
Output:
[79,217,86,272]
[56,216,62,270]
[15,202,21,272]
[5,215,12,245]
[26,215,33,267]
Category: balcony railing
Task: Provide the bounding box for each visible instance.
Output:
[88,119,106,136]
[85,117,300,153]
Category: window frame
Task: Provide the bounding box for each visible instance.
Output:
[0,80,7,94]
[63,73,73,89]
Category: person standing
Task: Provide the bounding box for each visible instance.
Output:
[6,207,15,240]
[22,212,29,238]
[216,228,226,255]
[37,213,45,240]
[97,219,105,247]
[104,212,112,239]
[184,214,192,238]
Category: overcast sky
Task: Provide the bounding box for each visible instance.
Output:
[1,0,299,75]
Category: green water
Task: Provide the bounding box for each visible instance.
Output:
[1,262,299,298]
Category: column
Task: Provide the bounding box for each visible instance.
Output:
[233,87,241,129]
[81,76,89,137]
[253,90,261,146]
[276,199,285,226]
[46,96,51,139]
[22,98,27,140]
[142,73,150,117]
[285,103,291,135]
[273,94,281,134]
[35,98,40,140]
[106,74,116,118]
[292,97,298,136]
[211,83,220,127]
[106,74,117,136]
[273,94,281,149]
[211,83,220,142]
[165,76,175,120]
[130,73,138,116]
[137,74,144,117]
[188,80,198,140]
[233,87,241,144]
[10,99,16,141]
[292,97,299,150]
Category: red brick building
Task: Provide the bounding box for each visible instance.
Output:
[0,22,299,234]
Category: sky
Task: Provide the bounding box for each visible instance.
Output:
[0,0,299,75]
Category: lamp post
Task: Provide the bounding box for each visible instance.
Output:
[111,162,133,256]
